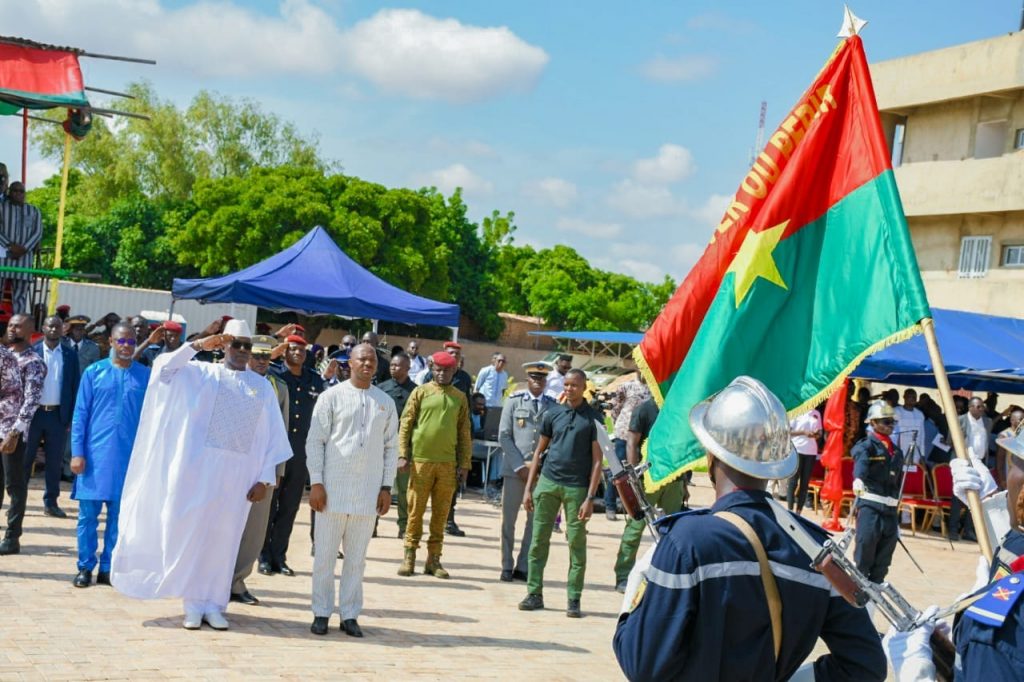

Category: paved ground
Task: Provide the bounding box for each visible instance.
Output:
[0,474,982,680]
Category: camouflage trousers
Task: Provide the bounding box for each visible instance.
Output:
[403,460,457,556]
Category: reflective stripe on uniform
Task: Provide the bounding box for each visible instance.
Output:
[645,559,839,596]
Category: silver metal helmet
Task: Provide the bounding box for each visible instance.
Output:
[689,376,797,480]
[864,400,898,424]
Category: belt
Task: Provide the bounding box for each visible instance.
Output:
[859,491,899,507]
[39,405,59,412]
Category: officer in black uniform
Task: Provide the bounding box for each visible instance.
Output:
[613,376,885,682]
[259,335,325,576]
[886,427,1024,680]
[851,401,905,584]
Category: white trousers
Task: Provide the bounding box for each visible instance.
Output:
[312,512,376,620]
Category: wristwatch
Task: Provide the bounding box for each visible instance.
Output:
[380,486,392,492]
[587,494,599,501]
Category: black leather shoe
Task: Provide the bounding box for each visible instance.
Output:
[0,538,20,555]
[96,571,111,585]
[341,619,363,637]
[279,562,296,577]
[310,616,329,636]
[500,570,514,582]
[230,590,260,605]
[73,569,92,588]
[512,570,528,582]
[518,593,544,611]
[257,561,276,575]
[445,522,466,537]
[60,474,75,483]
[566,599,582,618]
[44,505,68,519]
[338,551,344,560]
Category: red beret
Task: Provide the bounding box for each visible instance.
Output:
[443,341,462,350]
[56,305,71,313]
[431,351,457,368]
[163,321,183,333]
[285,335,306,345]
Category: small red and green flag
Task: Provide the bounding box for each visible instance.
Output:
[635,35,931,491]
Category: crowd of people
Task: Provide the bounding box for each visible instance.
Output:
[0,309,680,636]
[0,300,1020,678]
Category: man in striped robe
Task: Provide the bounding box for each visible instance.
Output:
[0,182,43,315]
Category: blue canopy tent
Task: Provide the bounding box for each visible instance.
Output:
[172,226,461,328]
[851,308,1024,393]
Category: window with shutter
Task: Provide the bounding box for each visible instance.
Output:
[958,236,991,278]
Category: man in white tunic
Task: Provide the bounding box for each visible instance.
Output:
[307,343,398,637]
[111,320,292,631]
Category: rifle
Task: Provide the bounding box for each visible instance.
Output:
[769,501,956,681]
[607,458,661,542]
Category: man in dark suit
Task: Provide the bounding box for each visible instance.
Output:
[26,315,79,517]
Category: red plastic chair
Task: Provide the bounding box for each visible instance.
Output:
[899,464,942,535]
[807,459,827,512]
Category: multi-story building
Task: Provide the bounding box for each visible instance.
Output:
[871,31,1024,316]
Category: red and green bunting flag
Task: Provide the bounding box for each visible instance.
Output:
[635,35,931,491]
[0,42,89,116]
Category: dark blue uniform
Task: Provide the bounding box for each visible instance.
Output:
[851,434,904,583]
[613,489,886,681]
[954,529,1024,681]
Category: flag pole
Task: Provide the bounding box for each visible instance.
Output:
[919,316,994,560]
[46,132,72,315]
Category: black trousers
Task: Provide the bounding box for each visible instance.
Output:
[25,408,68,507]
[1,440,28,540]
[786,454,817,511]
[260,454,306,566]
[854,503,899,583]
[948,496,976,538]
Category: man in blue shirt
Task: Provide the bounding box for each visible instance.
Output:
[70,322,150,588]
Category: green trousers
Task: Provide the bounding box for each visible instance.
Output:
[613,478,686,583]
[527,474,589,600]
[395,467,410,534]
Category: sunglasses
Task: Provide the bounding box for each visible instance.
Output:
[342,342,356,347]
[230,340,253,351]
[251,352,271,360]
[876,418,895,426]
[114,338,137,347]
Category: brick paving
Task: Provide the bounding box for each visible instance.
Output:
[0,475,981,680]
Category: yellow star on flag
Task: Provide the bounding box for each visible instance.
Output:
[726,221,789,306]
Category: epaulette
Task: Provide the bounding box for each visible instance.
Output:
[507,390,529,399]
[965,572,1024,627]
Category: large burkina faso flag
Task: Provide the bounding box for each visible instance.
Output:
[635,35,931,491]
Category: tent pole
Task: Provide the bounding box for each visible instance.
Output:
[46,132,72,315]
[21,108,28,184]
[372,319,379,333]
[920,316,993,560]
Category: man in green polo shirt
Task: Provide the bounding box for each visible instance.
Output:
[397,351,471,579]
[518,368,603,618]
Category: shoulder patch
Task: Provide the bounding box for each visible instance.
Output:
[965,573,1024,627]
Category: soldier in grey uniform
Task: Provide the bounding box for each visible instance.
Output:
[497,361,556,582]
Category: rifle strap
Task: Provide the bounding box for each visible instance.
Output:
[716,511,783,662]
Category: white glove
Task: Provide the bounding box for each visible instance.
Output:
[883,605,938,682]
[950,456,997,504]
[852,478,865,494]
[620,545,656,615]
[972,553,991,592]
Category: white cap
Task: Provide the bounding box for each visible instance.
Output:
[223,319,252,338]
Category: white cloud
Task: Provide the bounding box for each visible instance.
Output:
[640,55,716,83]
[619,259,665,282]
[606,179,686,220]
[524,177,578,208]
[342,9,549,102]
[25,159,60,189]
[17,2,548,101]
[555,217,622,239]
[633,143,695,184]
[415,163,493,196]
[693,193,732,227]
[672,243,706,271]
[685,11,759,34]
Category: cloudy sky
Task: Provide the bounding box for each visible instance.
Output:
[0,0,1014,283]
